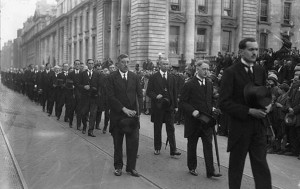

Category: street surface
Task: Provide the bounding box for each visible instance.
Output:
[0,82,299,189]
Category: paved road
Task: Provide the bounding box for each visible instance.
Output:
[0,83,299,189]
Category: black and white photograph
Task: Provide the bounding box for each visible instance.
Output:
[0,0,300,189]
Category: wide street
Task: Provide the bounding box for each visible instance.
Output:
[0,82,299,189]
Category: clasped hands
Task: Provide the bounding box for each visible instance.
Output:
[122,107,137,117]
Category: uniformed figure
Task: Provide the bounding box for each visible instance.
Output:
[56,63,70,121]
[40,63,55,115]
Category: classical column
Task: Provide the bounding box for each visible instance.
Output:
[184,0,195,64]
[110,0,118,62]
[120,0,129,55]
[211,0,222,56]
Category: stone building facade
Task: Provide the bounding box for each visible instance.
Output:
[2,0,300,70]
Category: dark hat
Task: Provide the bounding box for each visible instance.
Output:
[279,83,289,92]
[56,79,64,87]
[157,98,170,110]
[284,112,296,126]
[195,111,216,128]
[65,79,74,89]
[119,117,138,134]
[244,83,272,109]
[172,64,180,70]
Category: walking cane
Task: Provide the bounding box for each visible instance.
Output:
[213,122,221,173]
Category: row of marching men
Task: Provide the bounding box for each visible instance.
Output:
[39,59,113,136]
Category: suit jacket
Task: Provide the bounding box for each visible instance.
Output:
[180,77,213,138]
[78,70,97,97]
[107,71,143,133]
[41,70,55,91]
[146,71,178,123]
[218,60,267,152]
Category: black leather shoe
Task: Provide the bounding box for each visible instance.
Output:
[114,169,122,176]
[88,132,96,137]
[48,113,51,117]
[102,130,106,134]
[126,169,140,177]
[154,150,160,155]
[57,116,60,121]
[207,172,222,178]
[82,130,86,134]
[69,124,72,128]
[170,151,181,157]
[189,169,198,176]
[95,127,101,130]
[77,127,81,131]
[64,118,69,122]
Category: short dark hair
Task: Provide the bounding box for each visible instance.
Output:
[86,59,94,64]
[117,54,129,63]
[45,63,50,67]
[239,38,256,50]
[74,59,81,64]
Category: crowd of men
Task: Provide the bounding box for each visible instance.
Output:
[1,37,300,189]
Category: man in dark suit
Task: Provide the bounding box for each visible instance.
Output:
[180,60,222,178]
[56,63,70,122]
[78,59,99,137]
[40,63,55,115]
[146,58,181,157]
[107,54,143,177]
[219,38,272,189]
[68,60,82,129]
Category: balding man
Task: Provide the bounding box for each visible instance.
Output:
[147,58,181,157]
[180,60,222,178]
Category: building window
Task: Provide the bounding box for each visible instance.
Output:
[93,7,97,28]
[169,26,180,55]
[92,37,96,60]
[74,17,77,35]
[80,15,83,33]
[170,0,180,11]
[197,0,208,14]
[259,33,268,54]
[85,38,89,61]
[69,20,72,37]
[223,0,232,17]
[260,0,268,22]
[283,2,291,24]
[79,41,82,60]
[196,28,206,51]
[86,11,89,31]
[222,30,231,52]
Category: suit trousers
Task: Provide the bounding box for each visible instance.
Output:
[80,96,96,132]
[48,87,58,116]
[228,124,272,189]
[69,90,81,126]
[112,127,139,170]
[154,110,177,153]
[187,126,214,175]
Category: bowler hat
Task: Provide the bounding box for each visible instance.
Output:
[119,116,138,134]
[244,83,272,109]
[195,111,216,128]
[157,98,170,110]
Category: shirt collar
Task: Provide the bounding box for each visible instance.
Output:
[241,58,254,67]
[196,75,205,85]
[119,70,128,78]
[159,70,167,77]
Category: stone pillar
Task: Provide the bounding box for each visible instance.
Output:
[120,0,129,55]
[103,1,111,59]
[184,0,195,64]
[211,0,222,56]
[110,0,118,62]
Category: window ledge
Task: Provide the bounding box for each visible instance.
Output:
[258,21,271,25]
[281,23,294,28]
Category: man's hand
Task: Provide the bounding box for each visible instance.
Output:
[248,108,267,119]
[84,85,90,90]
[288,108,294,114]
[275,102,283,108]
[122,107,137,117]
[156,94,163,99]
[192,110,199,118]
[174,108,178,112]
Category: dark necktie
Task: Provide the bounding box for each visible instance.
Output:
[123,73,127,86]
[244,65,254,82]
[162,73,168,89]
